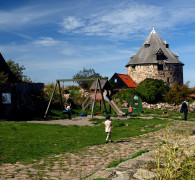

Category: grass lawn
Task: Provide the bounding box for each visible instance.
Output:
[0,117,169,165]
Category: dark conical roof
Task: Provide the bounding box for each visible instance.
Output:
[126,28,184,66]
[0,53,18,83]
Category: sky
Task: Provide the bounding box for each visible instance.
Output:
[0,0,195,87]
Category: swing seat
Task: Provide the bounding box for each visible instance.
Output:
[62,110,69,113]
[79,113,87,117]
[122,114,127,118]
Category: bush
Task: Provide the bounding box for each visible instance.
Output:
[136,78,169,104]
[113,88,137,104]
[43,83,62,109]
[165,82,191,104]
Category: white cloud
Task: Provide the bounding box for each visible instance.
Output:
[59,2,195,38]
[60,16,84,32]
[33,37,61,47]
[0,5,62,31]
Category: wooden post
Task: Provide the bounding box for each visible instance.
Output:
[57,80,63,110]
[44,81,58,118]
[98,78,107,114]
[91,79,98,119]
[101,100,103,113]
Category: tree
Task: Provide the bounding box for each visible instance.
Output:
[7,59,31,82]
[136,78,169,104]
[73,68,103,89]
[165,82,191,104]
[0,72,8,85]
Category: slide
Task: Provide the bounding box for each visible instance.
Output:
[103,91,125,116]
[108,100,125,116]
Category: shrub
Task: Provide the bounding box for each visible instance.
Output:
[136,78,169,104]
[165,81,191,104]
[113,88,137,104]
[43,83,62,109]
[147,126,195,179]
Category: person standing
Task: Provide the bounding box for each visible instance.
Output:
[104,115,112,143]
[128,105,133,117]
[180,99,189,120]
[66,105,71,120]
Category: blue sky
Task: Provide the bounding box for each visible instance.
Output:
[0,0,195,87]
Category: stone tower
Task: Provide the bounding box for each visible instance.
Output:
[126,27,184,86]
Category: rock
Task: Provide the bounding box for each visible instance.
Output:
[133,169,157,180]
[112,172,130,180]
[89,169,115,179]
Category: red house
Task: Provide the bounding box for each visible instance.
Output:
[109,73,137,89]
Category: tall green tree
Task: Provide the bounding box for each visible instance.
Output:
[136,78,169,103]
[165,81,191,104]
[0,72,8,85]
[7,59,31,82]
[73,68,102,89]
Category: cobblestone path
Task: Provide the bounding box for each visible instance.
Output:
[0,119,194,180]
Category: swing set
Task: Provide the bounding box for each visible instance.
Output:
[44,78,108,119]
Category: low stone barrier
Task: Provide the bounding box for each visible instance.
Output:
[142,102,195,113]
[88,135,195,180]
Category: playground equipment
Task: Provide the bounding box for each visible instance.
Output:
[103,90,126,116]
[90,79,125,117]
[129,95,143,113]
[44,78,108,119]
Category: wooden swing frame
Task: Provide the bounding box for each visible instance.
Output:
[44,78,108,119]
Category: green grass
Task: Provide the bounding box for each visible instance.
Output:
[0,118,169,165]
[107,149,149,168]
[142,108,195,121]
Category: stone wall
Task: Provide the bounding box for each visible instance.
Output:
[142,102,195,113]
[89,135,195,180]
[127,63,183,86]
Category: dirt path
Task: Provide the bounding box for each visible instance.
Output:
[26,115,129,126]
[0,117,194,180]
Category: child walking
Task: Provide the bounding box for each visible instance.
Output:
[104,115,112,143]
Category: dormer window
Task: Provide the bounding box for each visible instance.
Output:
[156,48,167,60]
[130,55,135,59]
[163,41,169,48]
[173,53,179,59]
[144,41,150,48]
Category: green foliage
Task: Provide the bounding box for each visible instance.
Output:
[43,83,62,109]
[7,59,31,82]
[68,85,86,108]
[43,83,90,113]
[112,78,169,104]
[136,78,169,103]
[113,88,137,104]
[165,81,191,104]
[0,72,8,85]
[73,68,103,89]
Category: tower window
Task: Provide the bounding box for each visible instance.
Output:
[158,64,163,71]
[167,77,170,84]
[132,66,136,70]
[175,65,179,71]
